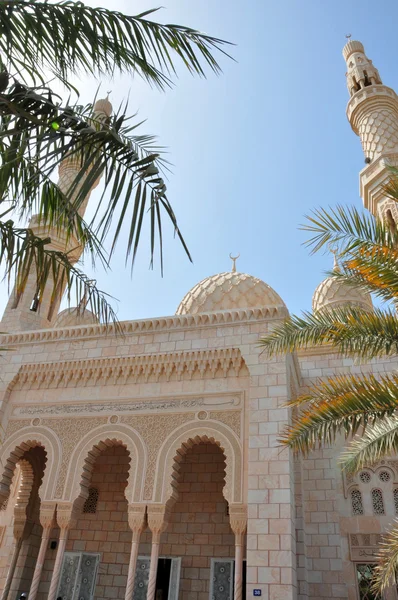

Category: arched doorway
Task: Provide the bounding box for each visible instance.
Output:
[0,444,47,600]
[56,441,131,600]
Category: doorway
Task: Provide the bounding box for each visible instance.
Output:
[134,556,181,600]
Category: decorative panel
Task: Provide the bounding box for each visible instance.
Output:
[57,553,81,600]
[210,559,234,600]
[57,552,99,600]
[351,489,364,515]
[371,489,385,515]
[134,557,151,600]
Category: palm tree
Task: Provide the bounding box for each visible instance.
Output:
[0,0,232,323]
[260,172,398,593]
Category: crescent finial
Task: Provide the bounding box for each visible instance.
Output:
[229,253,240,273]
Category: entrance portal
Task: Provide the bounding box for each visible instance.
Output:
[133,557,181,600]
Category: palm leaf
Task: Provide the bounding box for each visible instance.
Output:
[373,523,398,594]
[260,306,398,359]
[1,1,233,90]
[339,416,398,473]
[280,373,398,454]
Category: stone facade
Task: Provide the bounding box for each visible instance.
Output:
[0,38,397,600]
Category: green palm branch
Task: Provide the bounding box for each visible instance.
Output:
[0,1,232,323]
[259,177,398,593]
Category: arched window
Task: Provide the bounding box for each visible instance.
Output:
[351,489,364,516]
[393,489,398,515]
[371,489,385,515]
[82,487,99,514]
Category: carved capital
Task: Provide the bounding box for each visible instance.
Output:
[39,501,57,531]
[56,502,77,532]
[147,505,169,535]
[127,504,146,535]
[229,504,247,536]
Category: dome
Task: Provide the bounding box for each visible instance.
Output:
[176,270,286,315]
[53,307,99,329]
[312,257,373,313]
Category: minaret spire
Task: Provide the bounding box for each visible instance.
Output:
[343,40,398,222]
[0,97,112,332]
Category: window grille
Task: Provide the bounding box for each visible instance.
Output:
[371,489,385,515]
[356,564,380,600]
[351,489,364,516]
[359,471,371,484]
[82,488,99,514]
[378,470,391,483]
[394,489,398,515]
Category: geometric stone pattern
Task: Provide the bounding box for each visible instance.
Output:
[176,271,286,315]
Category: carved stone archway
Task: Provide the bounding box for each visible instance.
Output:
[64,424,147,504]
[153,421,242,505]
[0,428,61,502]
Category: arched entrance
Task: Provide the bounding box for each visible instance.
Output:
[138,439,246,600]
[55,440,132,600]
[0,443,47,600]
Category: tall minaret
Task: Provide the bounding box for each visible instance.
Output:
[344,39,398,221]
[0,97,112,333]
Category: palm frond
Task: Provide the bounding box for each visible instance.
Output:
[339,416,398,473]
[260,306,398,359]
[0,83,191,273]
[1,1,232,90]
[0,221,119,326]
[373,523,398,594]
[280,373,398,454]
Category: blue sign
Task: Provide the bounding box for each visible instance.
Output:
[253,590,262,597]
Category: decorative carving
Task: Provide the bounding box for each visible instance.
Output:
[42,417,108,498]
[109,415,119,424]
[349,533,381,561]
[127,503,146,534]
[13,394,241,417]
[147,505,169,534]
[121,413,193,500]
[229,504,247,535]
[209,411,241,437]
[32,418,40,426]
[39,501,57,529]
[350,489,364,516]
[11,348,245,392]
[0,306,284,348]
[56,502,78,530]
[197,411,208,420]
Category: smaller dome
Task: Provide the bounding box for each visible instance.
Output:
[312,257,373,313]
[343,39,365,61]
[176,271,286,315]
[53,307,99,329]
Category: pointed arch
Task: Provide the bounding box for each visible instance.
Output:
[0,427,61,501]
[64,424,146,504]
[153,420,242,505]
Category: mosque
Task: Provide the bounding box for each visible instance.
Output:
[0,39,396,600]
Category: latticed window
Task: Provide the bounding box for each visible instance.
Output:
[371,489,385,515]
[82,488,99,514]
[0,498,8,511]
[378,470,391,483]
[360,471,371,484]
[394,489,398,515]
[351,489,364,515]
[356,564,380,599]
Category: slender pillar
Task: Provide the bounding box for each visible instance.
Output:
[47,503,76,600]
[146,506,169,600]
[28,502,56,600]
[124,504,146,600]
[229,504,248,600]
[1,537,23,600]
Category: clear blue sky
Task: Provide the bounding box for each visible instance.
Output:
[2,0,398,322]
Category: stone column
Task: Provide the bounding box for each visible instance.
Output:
[229,504,248,600]
[146,505,169,600]
[47,503,77,600]
[124,504,146,600]
[1,514,32,600]
[28,502,56,600]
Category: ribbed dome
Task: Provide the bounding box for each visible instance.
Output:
[176,271,286,315]
[53,307,99,328]
[312,268,373,314]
